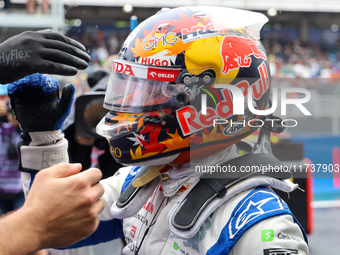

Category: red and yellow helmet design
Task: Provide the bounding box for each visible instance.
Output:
[97,6,271,165]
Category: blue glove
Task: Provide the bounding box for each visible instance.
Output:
[7,73,74,173]
[8,73,75,133]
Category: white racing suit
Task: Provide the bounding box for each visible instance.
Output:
[20,134,308,255]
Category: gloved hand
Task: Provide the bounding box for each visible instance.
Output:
[8,73,75,133]
[0,30,91,84]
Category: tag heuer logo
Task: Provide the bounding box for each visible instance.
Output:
[263,248,298,255]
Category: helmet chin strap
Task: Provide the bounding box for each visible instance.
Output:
[132,164,172,188]
[127,153,180,166]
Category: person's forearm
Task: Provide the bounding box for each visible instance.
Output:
[0,208,42,255]
[0,163,104,254]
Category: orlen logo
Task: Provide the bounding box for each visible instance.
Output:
[130,225,137,238]
[112,61,135,76]
[220,36,267,75]
[147,67,180,82]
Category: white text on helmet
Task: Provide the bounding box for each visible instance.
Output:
[139,57,169,66]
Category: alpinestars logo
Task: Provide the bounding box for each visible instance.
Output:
[228,189,285,239]
[263,248,298,255]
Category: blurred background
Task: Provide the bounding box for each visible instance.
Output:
[0,0,340,254]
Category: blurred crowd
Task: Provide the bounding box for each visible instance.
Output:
[66,27,130,70]
[65,28,340,80]
[54,28,340,101]
[0,1,339,80]
[262,34,340,79]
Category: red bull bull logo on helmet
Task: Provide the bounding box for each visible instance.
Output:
[220,36,267,75]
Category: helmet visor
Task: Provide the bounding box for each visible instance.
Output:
[104,60,188,112]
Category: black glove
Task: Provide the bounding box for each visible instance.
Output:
[0,30,91,84]
[8,73,75,133]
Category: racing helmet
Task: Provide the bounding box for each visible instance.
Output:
[97,6,271,166]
